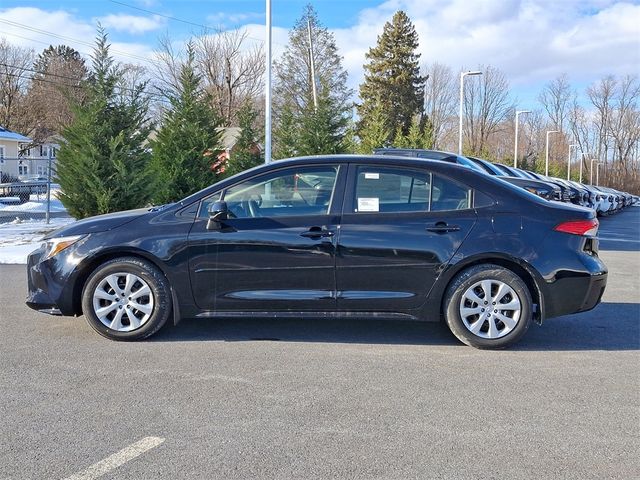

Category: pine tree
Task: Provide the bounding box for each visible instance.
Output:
[273,4,352,157]
[357,11,425,144]
[224,100,263,177]
[150,42,222,204]
[55,28,152,219]
[297,82,349,155]
[357,102,390,154]
[273,103,298,158]
[393,114,434,149]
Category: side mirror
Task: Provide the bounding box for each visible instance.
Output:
[207,201,228,230]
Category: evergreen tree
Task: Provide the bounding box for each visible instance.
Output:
[393,114,434,149]
[297,82,349,155]
[224,100,263,177]
[357,11,426,144]
[273,103,298,159]
[273,4,352,157]
[56,28,152,219]
[150,42,222,203]
[357,102,391,154]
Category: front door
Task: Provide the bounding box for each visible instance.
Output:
[336,164,477,312]
[188,164,344,312]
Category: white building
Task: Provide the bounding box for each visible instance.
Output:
[0,126,60,180]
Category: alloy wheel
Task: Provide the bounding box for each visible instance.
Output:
[92,273,154,332]
[459,279,522,339]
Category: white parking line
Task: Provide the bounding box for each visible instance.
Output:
[62,436,165,480]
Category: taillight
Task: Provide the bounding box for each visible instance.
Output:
[554,218,599,237]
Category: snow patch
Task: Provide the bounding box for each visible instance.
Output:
[0,217,76,264]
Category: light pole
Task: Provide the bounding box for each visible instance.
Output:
[580,152,589,183]
[513,110,531,168]
[264,0,272,163]
[596,162,602,186]
[567,144,578,180]
[545,130,560,176]
[458,70,482,155]
[590,158,599,185]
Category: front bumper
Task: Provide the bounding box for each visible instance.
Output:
[25,244,77,316]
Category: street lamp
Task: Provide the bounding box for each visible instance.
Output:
[590,158,600,185]
[580,152,590,183]
[264,0,272,163]
[567,144,578,180]
[545,130,560,176]
[458,70,482,155]
[513,110,531,168]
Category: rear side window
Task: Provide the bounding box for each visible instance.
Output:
[431,175,472,211]
[352,167,475,213]
[354,167,431,213]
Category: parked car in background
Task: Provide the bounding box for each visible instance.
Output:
[27,154,608,349]
[466,157,560,201]
[373,148,487,173]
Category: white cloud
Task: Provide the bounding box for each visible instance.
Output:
[329,0,640,99]
[207,12,264,27]
[0,7,157,67]
[98,14,165,34]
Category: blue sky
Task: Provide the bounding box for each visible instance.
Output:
[1,0,639,107]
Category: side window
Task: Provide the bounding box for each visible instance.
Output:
[221,166,338,219]
[431,175,472,211]
[354,166,431,213]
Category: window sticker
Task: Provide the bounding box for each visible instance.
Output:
[364,172,380,180]
[357,197,379,212]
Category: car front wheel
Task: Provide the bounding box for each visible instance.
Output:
[81,257,172,341]
[444,264,532,349]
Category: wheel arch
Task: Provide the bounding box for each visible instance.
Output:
[436,254,545,323]
[69,248,181,325]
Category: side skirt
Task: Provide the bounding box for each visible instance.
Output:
[194,311,426,321]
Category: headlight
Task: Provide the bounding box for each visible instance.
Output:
[41,235,85,260]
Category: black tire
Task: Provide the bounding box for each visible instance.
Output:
[18,192,29,204]
[81,257,172,341]
[443,264,532,349]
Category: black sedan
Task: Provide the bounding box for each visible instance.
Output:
[26,155,608,348]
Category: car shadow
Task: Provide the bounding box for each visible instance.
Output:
[150,302,639,351]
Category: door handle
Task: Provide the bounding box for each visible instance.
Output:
[300,227,335,239]
[426,222,460,233]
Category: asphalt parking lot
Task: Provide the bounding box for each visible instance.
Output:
[1,208,638,479]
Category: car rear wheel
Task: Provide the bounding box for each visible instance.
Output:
[81,257,172,341]
[444,264,532,349]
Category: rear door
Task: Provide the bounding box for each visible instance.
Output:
[336,164,477,312]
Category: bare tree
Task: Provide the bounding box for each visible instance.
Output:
[0,38,34,133]
[587,75,616,164]
[606,75,640,188]
[463,65,514,155]
[196,29,264,126]
[538,74,572,132]
[423,62,456,149]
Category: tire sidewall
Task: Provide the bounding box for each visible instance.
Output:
[445,265,532,349]
[81,257,171,341]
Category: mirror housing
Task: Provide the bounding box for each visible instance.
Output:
[207,201,228,230]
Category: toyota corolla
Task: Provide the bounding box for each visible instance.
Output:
[26,155,608,348]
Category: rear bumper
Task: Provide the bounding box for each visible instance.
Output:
[540,245,608,319]
[542,270,607,318]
